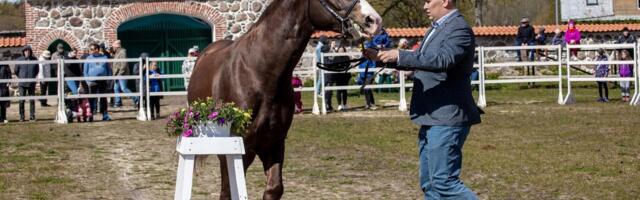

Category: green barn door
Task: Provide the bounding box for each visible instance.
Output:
[117,14,212,91]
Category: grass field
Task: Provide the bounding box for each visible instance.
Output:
[1,85,639,199]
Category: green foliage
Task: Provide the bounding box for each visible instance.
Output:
[0,1,24,31]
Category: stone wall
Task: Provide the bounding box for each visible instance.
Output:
[25,0,270,54]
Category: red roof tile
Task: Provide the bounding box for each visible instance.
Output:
[312,23,640,38]
[0,37,26,48]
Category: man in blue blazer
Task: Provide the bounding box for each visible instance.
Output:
[365,0,480,199]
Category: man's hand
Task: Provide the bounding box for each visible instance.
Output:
[378,49,399,63]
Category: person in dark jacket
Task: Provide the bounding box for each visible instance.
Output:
[0,51,12,123]
[616,27,636,56]
[515,17,535,61]
[15,46,38,122]
[64,48,83,94]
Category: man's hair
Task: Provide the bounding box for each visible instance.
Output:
[89,43,100,50]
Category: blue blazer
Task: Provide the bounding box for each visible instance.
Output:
[397,11,481,126]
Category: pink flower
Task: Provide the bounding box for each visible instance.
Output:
[208,112,219,120]
[182,129,193,137]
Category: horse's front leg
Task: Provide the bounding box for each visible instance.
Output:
[259,142,285,200]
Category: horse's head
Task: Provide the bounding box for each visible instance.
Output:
[311,0,382,39]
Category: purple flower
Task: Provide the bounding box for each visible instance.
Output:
[194,112,201,120]
[217,118,225,125]
[208,112,219,120]
[182,129,193,137]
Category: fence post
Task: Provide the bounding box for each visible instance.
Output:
[146,58,152,119]
[563,45,575,104]
[55,59,68,124]
[557,45,563,104]
[137,57,147,121]
[632,43,640,106]
[477,47,487,108]
[312,54,320,115]
[398,70,407,111]
[320,53,327,115]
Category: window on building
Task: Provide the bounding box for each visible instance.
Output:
[586,0,598,6]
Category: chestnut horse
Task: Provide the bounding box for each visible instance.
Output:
[187,0,381,199]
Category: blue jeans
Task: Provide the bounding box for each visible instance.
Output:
[114,79,139,106]
[514,39,535,61]
[418,125,477,200]
[66,80,78,95]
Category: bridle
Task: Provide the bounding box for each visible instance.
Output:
[315,0,384,90]
[318,0,360,38]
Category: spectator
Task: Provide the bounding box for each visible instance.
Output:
[551,28,564,46]
[565,20,581,58]
[616,27,636,57]
[15,46,38,122]
[37,50,52,107]
[291,74,303,114]
[148,61,162,120]
[323,41,341,112]
[84,43,112,121]
[76,82,92,122]
[595,49,609,102]
[333,45,351,111]
[182,46,199,90]
[112,40,138,107]
[534,27,547,60]
[515,17,535,61]
[64,49,83,94]
[358,29,392,110]
[133,52,149,108]
[315,35,330,96]
[618,50,633,102]
[0,52,11,123]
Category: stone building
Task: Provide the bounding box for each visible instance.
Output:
[24,0,270,57]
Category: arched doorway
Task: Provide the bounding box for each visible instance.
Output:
[47,39,72,54]
[117,14,213,91]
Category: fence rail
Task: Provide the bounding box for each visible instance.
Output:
[0,43,638,123]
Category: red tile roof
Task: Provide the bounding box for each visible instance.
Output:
[312,23,640,38]
[0,36,26,48]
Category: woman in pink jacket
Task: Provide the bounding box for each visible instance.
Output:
[564,20,582,58]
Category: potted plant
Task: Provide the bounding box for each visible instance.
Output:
[166,98,252,139]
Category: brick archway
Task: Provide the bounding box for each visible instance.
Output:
[104,2,226,46]
[34,30,82,56]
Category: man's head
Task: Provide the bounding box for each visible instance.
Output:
[56,43,65,53]
[89,43,100,55]
[424,0,456,21]
[554,28,561,35]
[112,40,122,49]
[520,17,530,27]
[623,27,630,36]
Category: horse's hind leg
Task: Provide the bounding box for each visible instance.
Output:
[218,151,256,200]
[259,143,285,200]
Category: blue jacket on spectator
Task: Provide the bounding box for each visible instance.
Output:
[83,53,112,85]
[149,69,162,92]
[358,29,392,84]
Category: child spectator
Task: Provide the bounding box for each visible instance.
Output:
[148,62,162,120]
[291,74,303,114]
[77,83,92,122]
[618,50,633,102]
[0,53,11,124]
[565,20,581,58]
[595,49,609,102]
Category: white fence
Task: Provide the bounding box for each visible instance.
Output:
[0,43,638,123]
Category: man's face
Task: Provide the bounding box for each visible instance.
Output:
[24,50,31,57]
[624,31,629,36]
[424,0,446,21]
[90,46,99,54]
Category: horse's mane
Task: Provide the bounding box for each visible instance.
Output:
[248,0,294,33]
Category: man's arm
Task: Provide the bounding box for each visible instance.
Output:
[396,27,473,72]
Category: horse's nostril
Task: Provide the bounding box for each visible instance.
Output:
[364,16,375,27]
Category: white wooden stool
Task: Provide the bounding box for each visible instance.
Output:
[174,137,248,200]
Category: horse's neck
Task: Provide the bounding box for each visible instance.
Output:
[242,0,313,76]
